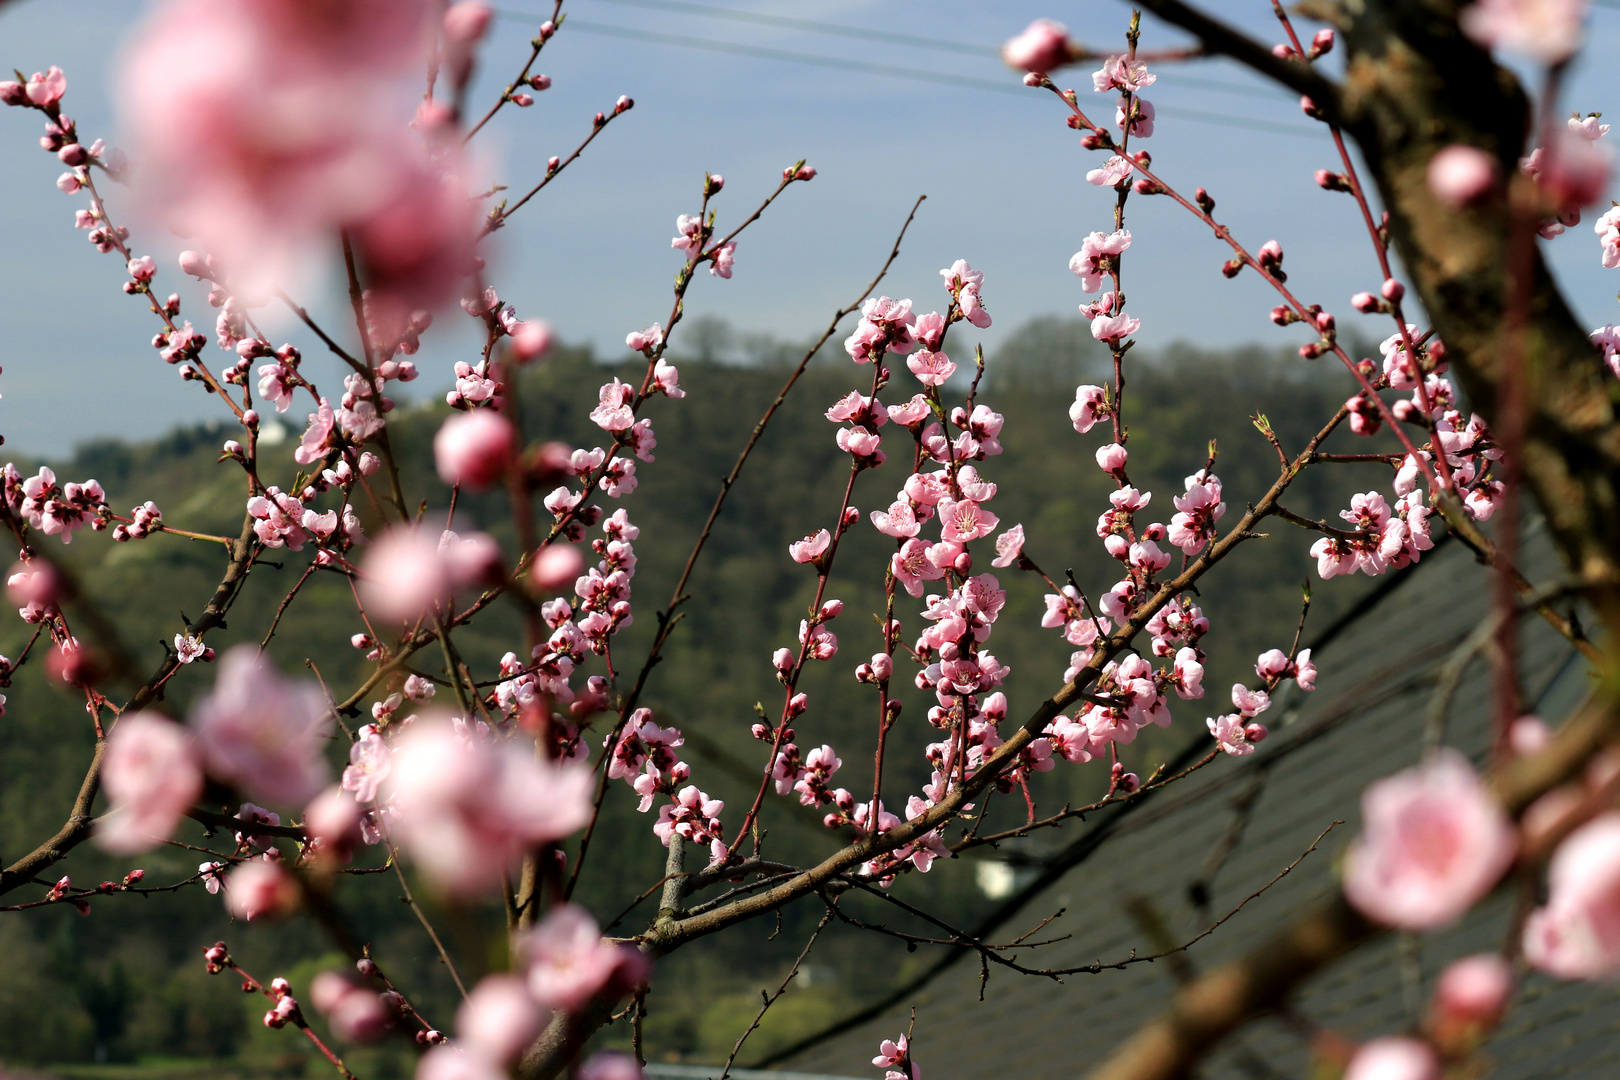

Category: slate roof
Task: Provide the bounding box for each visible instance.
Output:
[776,524,1617,1080]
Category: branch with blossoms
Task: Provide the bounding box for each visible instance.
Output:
[4,3,1620,1080]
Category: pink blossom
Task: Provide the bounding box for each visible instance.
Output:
[1095,442,1128,476]
[891,538,945,597]
[671,214,703,255]
[1593,206,1620,269]
[1343,1038,1440,1080]
[1432,953,1513,1029]
[360,527,452,623]
[1231,684,1270,718]
[1428,145,1499,207]
[937,498,999,543]
[789,529,831,564]
[191,647,330,806]
[522,903,641,1012]
[532,544,585,593]
[388,720,593,896]
[1529,127,1613,211]
[118,0,467,303]
[1460,0,1586,63]
[1294,649,1317,691]
[579,1053,643,1080]
[1001,19,1069,74]
[293,398,337,466]
[907,350,956,387]
[26,67,67,107]
[224,858,299,921]
[511,320,553,363]
[626,324,664,353]
[1070,384,1108,433]
[435,410,517,490]
[652,359,685,398]
[457,975,541,1063]
[1090,311,1140,343]
[1523,812,1620,978]
[97,712,204,854]
[991,524,1025,568]
[1343,750,1517,930]
[1591,322,1620,378]
[1207,713,1253,757]
[709,241,737,278]
[1116,95,1155,138]
[1069,231,1132,293]
[341,728,392,803]
[1086,156,1135,188]
[590,380,637,432]
[870,501,921,539]
[1092,55,1155,94]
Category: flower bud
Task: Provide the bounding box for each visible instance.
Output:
[772,648,795,673]
[1381,278,1405,302]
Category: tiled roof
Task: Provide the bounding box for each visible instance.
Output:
[780,526,1613,1079]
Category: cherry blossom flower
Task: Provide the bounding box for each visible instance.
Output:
[1094,52,1155,91]
[1460,0,1587,63]
[1207,713,1254,757]
[1086,155,1135,188]
[1343,750,1517,930]
[341,727,392,803]
[520,903,644,1012]
[1070,231,1132,292]
[1001,19,1069,74]
[709,242,736,278]
[1428,145,1499,206]
[388,719,594,896]
[626,323,665,353]
[789,529,831,564]
[25,66,67,107]
[456,975,541,1064]
[991,524,1025,567]
[187,648,328,809]
[1594,206,1620,269]
[1523,812,1620,978]
[360,527,451,623]
[1592,322,1620,378]
[1070,384,1108,433]
[907,350,956,387]
[435,410,517,490]
[1432,953,1513,1033]
[871,500,921,539]
[224,858,300,921]
[1116,95,1155,138]
[1343,1038,1440,1080]
[937,498,999,543]
[97,712,204,853]
[590,379,636,432]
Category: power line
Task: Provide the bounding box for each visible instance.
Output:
[590,0,999,58]
[494,12,1319,138]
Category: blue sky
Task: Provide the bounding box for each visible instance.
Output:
[3,0,1618,454]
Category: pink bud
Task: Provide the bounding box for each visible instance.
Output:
[356,957,378,978]
[1271,43,1294,59]
[615,95,634,113]
[443,2,494,45]
[1433,953,1512,1028]
[773,648,795,673]
[788,692,809,716]
[1311,28,1335,55]
[531,543,584,593]
[1095,442,1129,475]
[1352,291,1380,313]
[795,165,817,181]
[434,410,518,490]
[0,81,26,106]
[1244,722,1269,743]
[122,869,145,887]
[706,174,725,192]
[1428,145,1499,207]
[511,320,553,362]
[751,723,771,740]
[1103,534,1128,558]
[511,93,534,107]
[530,74,552,91]
[1381,278,1405,302]
[57,142,88,166]
[819,599,844,620]
[1315,311,1336,333]
[1002,19,1070,75]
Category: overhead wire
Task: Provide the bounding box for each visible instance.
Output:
[492,9,1320,139]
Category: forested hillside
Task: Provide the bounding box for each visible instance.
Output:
[0,319,1387,1074]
